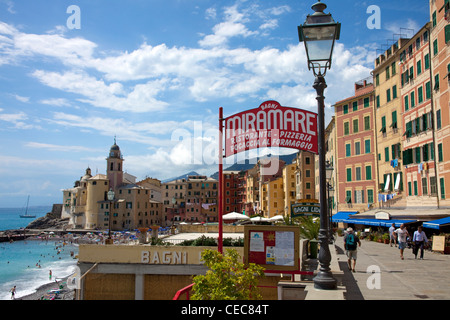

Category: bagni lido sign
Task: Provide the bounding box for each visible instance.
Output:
[224,100,318,157]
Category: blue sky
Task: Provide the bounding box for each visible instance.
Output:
[0,0,429,207]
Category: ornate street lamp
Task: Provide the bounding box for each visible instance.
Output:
[298,0,340,290]
[106,188,115,245]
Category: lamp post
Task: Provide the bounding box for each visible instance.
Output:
[298,0,340,290]
[106,188,115,245]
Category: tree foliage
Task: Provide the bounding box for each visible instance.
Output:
[191,249,265,300]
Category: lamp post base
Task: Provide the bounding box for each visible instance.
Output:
[313,273,337,290]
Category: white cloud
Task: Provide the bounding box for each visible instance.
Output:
[24,142,100,153]
[12,94,29,103]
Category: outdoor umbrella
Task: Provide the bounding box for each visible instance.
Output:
[250,216,270,222]
[269,215,285,222]
[222,212,250,220]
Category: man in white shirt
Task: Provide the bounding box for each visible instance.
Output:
[389,223,397,247]
[394,224,409,260]
[413,226,428,260]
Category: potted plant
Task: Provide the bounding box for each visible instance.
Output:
[382,233,390,244]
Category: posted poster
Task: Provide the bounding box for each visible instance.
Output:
[249,232,264,252]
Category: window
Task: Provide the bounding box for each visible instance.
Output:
[346,168,352,182]
[391,111,397,129]
[367,189,374,204]
[343,104,348,114]
[422,178,428,196]
[416,37,421,50]
[446,25,450,44]
[386,66,390,80]
[414,181,418,196]
[356,167,362,181]
[366,165,372,180]
[364,116,370,130]
[417,60,422,75]
[418,86,423,104]
[437,109,442,130]
[432,11,437,28]
[375,74,379,86]
[433,39,438,56]
[434,74,440,91]
[408,182,412,196]
[353,101,358,112]
[345,143,351,157]
[355,141,361,155]
[424,54,430,70]
[392,85,397,99]
[440,178,446,200]
[425,81,431,99]
[404,95,409,111]
[385,147,389,162]
[376,95,380,108]
[430,176,437,196]
[344,122,350,135]
[387,89,391,102]
[438,143,443,162]
[364,97,370,108]
[410,91,415,108]
[391,62,396,75]
[353,119,359,133]
[365,139,371,153]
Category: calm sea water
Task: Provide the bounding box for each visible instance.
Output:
[0,207,78,300]
[0,206,51,231]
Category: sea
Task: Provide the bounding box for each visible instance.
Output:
[0,207,79,300]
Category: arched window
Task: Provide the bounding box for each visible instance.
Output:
[110,162,113,171]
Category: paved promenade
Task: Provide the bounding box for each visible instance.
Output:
[334,236,450,300]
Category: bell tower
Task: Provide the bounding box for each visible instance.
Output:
[107,137,124,190]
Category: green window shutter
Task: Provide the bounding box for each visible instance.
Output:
[343,104,348,114]
[445,25,450,43]
[366,165,372,180]
[439,143,443,162]
[364,116,370,130]
[408,182,412,196]
[424,54,430,70]
[385,147,389,162]
[437,109,442,130]
[440,178,446,200]
[414,181,418,196]
[368,190,374,203]
[404,95,409,111]
[364,97,370,108]
[418,86,423,104]
[425,81,431,99]
[346,144,351,157]
[415,147,421,163]
[423,144,429,162]
[410,91,415,108]
[393,85,397,99]
[353,101,358,112]
[376,95,380,108]
[346,168,352,182]
[365,139,371,153]
[344,122,349,135]
[433,39,438,56]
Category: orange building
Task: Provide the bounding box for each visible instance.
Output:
[334,78,377,212]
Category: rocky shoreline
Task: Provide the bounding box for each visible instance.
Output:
[16,276,74,300]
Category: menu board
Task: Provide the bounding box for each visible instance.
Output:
[244,225,299,271]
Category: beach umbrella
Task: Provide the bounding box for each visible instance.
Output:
[222,212,250,221]
[269,215,285,222]
[250,216,270,223]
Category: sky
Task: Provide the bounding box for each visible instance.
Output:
[0,0,429,207]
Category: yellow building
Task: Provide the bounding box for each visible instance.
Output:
[282,162,297,215]
[373,38,409,207]
[262,176,284,218]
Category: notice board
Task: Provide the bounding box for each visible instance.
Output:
[244,225,299,271]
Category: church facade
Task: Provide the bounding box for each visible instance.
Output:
[61,141,163,230]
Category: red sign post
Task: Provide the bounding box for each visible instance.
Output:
[218,101,318,253]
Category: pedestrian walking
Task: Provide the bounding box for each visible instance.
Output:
[49,269,52,280]
[394,224,409,260]
[344,227,361,272]
[413,226,428,260]
[9,286,16,300]
[389,223,397,247]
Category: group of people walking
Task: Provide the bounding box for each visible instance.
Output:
[343,223,429,272]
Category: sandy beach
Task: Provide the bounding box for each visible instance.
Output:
[16,276,74,300]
